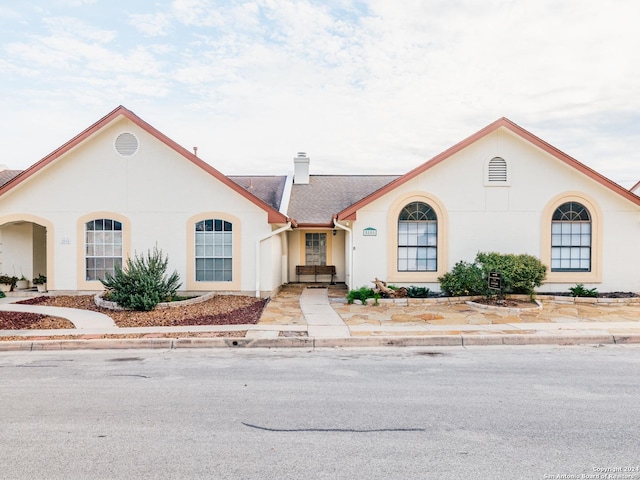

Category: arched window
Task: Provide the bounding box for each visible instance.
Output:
[85,219,123,281]
[551,202,591,271]
[195,219,233,281]
[398,202,437,272]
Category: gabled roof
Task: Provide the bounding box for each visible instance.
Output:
[288,175,401,226]
[337,117,640,220]
[0,106,288,224]
[0,169,23,188]
[228,175,287,211]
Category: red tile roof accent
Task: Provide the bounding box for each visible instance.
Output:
[337,117,640,220]
[0,106,288,224]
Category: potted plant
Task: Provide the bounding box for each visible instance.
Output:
[33,274,47,293]
[16,275,30,290]
[0,275,17,292]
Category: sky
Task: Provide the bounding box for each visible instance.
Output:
[1,0,639,187]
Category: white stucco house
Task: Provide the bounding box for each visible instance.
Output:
[1,106,639,296]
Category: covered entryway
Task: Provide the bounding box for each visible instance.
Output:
[0,215,51,290]
[287,228,346,285]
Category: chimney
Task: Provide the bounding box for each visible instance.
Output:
[294,152,310,184]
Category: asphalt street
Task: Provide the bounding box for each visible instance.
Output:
[1,346,639,480]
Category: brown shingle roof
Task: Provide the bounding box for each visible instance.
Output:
[0,170,23,187]
[228,176,287,211]
[288,175,400,225]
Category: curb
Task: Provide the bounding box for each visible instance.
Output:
[2,333,640,351]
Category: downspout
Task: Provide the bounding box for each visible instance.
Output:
[255,222,292,297]
[333,217,353,289]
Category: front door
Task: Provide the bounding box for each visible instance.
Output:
[305,233,326,265]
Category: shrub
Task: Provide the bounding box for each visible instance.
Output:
[475,252,546,295]
[406,286,430,298]
[438,252,547,297]
[569,283,598,297]
[101,246,182,311]
[347,286,378,304]
[438,261,485,297]
[0,275,18,288]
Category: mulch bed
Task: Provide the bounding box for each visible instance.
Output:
[2,295,268,329]
[470,298,538,308]
[0,311,75,330]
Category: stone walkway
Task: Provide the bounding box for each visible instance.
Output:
[260,284,640,337]
[330,293,640,337]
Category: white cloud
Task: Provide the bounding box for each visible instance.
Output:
[0,0,638,187]
[170,0,225,27]
[42,16,115,43]
[54,0,96,6]
[130,12,173,36]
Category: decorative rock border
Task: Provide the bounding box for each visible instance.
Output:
[465,299,542,314]
[358,294,640,308]
[94,291,218,311]
[534,294,640,305]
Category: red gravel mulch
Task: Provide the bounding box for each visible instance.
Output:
[4,295,268,329]
[0,311,75,330]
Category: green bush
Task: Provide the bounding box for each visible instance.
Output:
[438,252,547,297]
[406,286,430,298]
[438,261,485,296]
[0,275,17,288]
[475,252,546,295]
[347,286,378,304]
[569,283,598,297]
[101,246,182,311]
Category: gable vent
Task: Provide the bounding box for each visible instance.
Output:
[487,157,507,182]
[115,132,139,157]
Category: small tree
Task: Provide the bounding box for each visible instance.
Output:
[438,261,485,297]
[101,246,181,311]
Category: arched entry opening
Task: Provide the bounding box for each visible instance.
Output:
[0,215,52,289]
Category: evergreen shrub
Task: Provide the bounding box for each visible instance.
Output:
[101,246,182,311]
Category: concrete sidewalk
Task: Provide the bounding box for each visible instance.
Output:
[1,285,640,350]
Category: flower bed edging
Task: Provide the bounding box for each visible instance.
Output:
[94,291,218,311]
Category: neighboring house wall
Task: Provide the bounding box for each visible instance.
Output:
[347,128,640,292]
[0,116,281,295]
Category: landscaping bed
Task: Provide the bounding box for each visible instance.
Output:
[0,311,74,330]
[5,295,267,328]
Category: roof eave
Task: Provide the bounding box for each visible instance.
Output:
[0,106,289,223]
[337,117,640,219]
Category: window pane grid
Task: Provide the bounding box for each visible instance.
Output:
[305,233,327,266]
[85,219,123,281]
[551,202,591,272]
[398,201,437,272]
[195,219,233,281]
